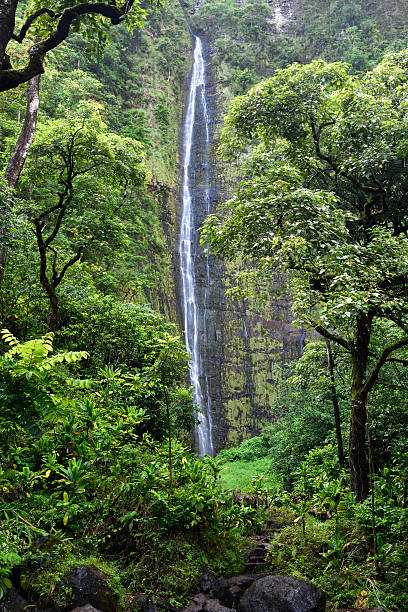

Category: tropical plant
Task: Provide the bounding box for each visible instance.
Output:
[202,51,408,500]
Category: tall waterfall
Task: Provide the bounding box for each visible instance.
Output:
[179,34,214,457]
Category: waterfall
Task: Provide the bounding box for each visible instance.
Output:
[179,34,214,457]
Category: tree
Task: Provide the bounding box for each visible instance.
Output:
[19,102,145,331]
[202,52,408,501]
[0,0,164,92]
[0,75,40,284]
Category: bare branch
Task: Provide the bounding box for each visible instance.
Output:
[54,245,84,287]
[304,319,351,351]
[362,336,408,397]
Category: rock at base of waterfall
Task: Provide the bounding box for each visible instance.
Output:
[238,575,326,612]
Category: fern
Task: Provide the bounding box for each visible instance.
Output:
[1,330,88,375]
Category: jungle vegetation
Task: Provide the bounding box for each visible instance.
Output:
[0,1,407,610]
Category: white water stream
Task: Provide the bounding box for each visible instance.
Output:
[179,35,214,457]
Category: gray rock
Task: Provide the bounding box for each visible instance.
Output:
[183,605,205,612]
[183,593,208,612]
[204,600,232,612]
[238,575,326,612]
[200,569,216,594]
[0,587,29,612]
[70,606,103,612]
[213,574,262,608]
[211,577,228,601]
[193,594,209,605]
[63,565,118,612]
[130,593,159,611]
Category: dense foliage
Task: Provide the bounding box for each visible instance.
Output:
[203,52,408,500]
[1,0,408,610]
[0,0,165,91]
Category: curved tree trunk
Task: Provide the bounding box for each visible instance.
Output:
[5,75,41,187]
[0,75,40,283]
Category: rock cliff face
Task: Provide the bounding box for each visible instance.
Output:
[128,0,408,451]
[168,0,408,451]
[173,14,304,451]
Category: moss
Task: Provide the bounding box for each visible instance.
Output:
[121,529,247,607]
[21,548,125,610]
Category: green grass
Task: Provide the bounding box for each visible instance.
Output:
[218,457,281,491]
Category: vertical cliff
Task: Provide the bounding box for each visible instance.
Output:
[65,0,408,452]
[170,0,408,451]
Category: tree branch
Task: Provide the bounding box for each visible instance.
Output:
[12,9,58,43]
[54,245,84,287]
[362,337,408,397]
[304,319,351,351]
[385,357,408,366]
[1,0,136,92]
[310,117,386,199]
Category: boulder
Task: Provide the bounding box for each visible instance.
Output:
[62,565,118,612]
[130,593,159,611]
[214,575,260,608]
[238,575,326,612]
[200,569,216,594]
[182,594,232,612]
[204,600,232,612]
[0,587,30,612]
[211,577,228,600]
[182,593,208,612]
[70,606,103,612]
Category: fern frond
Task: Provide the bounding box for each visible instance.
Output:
[1,329,19,346]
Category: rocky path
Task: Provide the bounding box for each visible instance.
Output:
[244,534,272,572]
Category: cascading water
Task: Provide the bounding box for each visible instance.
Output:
[179,34,214,457]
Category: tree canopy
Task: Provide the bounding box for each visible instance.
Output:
[202,51,408,500]
[0,0,164,92]
[18,101,145,331]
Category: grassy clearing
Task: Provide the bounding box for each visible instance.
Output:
[218,457,281,490]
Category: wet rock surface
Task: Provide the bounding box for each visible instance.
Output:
[70,606,103,612]
[181,562,330,612]
[62,565,118,612]
[238,575,326,612]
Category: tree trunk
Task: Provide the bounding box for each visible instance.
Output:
[349,315,371,501]
[47,292,59,333]
[5,75,41,187]
[349,389,369,501]
[0,75,40,283]
[0,0,17,66]
[326,340,345,475]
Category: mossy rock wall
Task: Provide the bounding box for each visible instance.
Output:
[66,0,408,451]
[171,0,408,450]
